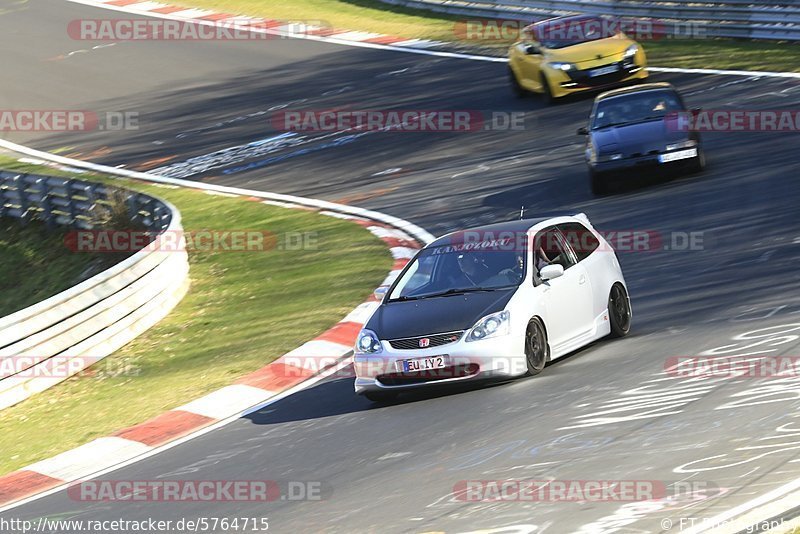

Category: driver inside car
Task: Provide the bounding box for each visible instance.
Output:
[456,252,492,286]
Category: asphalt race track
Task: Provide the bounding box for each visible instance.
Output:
[3,0,800,532]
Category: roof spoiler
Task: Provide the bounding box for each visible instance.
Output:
[573,212,593,228]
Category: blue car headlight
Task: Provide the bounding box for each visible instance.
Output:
[355,329,382,354]
[466,311,510,342]
[666,139,697,151]
[597,153,623,162]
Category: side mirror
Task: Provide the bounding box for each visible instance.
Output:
[576,126,589,136]
[373,286,389,301]
[540,264,564,281]
[524,43,540,55]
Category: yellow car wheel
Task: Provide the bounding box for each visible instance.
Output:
[509,67,526,99]
[541,73,554,105]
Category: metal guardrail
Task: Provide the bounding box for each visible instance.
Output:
[0,170,190,410]
[380,0,800,40]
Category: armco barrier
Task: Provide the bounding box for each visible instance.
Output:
[379,0,800,41]
[0,170,189,410]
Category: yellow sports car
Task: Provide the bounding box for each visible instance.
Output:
[508,15,648,103]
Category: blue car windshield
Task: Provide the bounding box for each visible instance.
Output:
[388,238,526,301]
[592,90,684,129]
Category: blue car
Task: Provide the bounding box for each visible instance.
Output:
[578,82,706,194]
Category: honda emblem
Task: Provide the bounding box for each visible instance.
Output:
[419,338,430,348]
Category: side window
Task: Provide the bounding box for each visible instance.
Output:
[532,226,576,273]
[558,222,599,262]
[389,255,435,299]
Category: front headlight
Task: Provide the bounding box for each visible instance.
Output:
[548,62,575,72]
[466,311,510,342]
[597,153,623,162]
[355,329,382,354]
[624,44,639,58]
[666,139,697,151]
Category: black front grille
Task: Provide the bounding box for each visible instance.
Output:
[377,364,480,386]
[388,331,464,350]
[568,62,631,87]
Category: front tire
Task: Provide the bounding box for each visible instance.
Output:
[540,73,554,105]
[510,67,526,98]
[608,284,632,337]
[524,318,549,376]
[363,390,398,403]
[690,148,706,174]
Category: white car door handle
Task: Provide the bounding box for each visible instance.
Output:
[579,274,586,284]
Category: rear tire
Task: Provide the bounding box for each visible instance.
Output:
[364,390,398,403]
[525,318,549,376]
[608,284,632,338]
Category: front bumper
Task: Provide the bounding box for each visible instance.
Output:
[353,333,527,394]
[590,147,700,175]
[548,63,648,98]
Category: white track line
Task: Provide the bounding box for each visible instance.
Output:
[62,0,800,78]
[0,356,353,513]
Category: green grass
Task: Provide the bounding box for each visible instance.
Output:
[0,156,391,475]
[0,220,120,316]
[185,0,800,72]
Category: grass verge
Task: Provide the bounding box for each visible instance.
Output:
[0,220,120,316]
[0,156,391,476]
[186,0,800,72]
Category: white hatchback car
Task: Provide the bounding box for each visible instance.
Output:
[353,213,631,402]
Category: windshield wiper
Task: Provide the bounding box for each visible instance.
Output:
[594,116,666,130]
[420,287,505,298]
[593,121,633,129]
[390,286,511,302]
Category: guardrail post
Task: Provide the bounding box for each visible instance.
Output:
[126,194,139,227]
[85,181,99,230]
[17,174,29,226]
[39,177,56,231]
[65,178,79,227]
[0,173,7,219]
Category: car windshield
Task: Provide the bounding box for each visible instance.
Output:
[533,16,618,49]
[388,238,526,301]
[592,90,685,129]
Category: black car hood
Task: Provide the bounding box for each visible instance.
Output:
[592,120,687,156]
[366,288,516,339]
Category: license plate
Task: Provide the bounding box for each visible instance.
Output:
[589,64,619,77]
[658,148,697,163]
[400,356,448,373]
